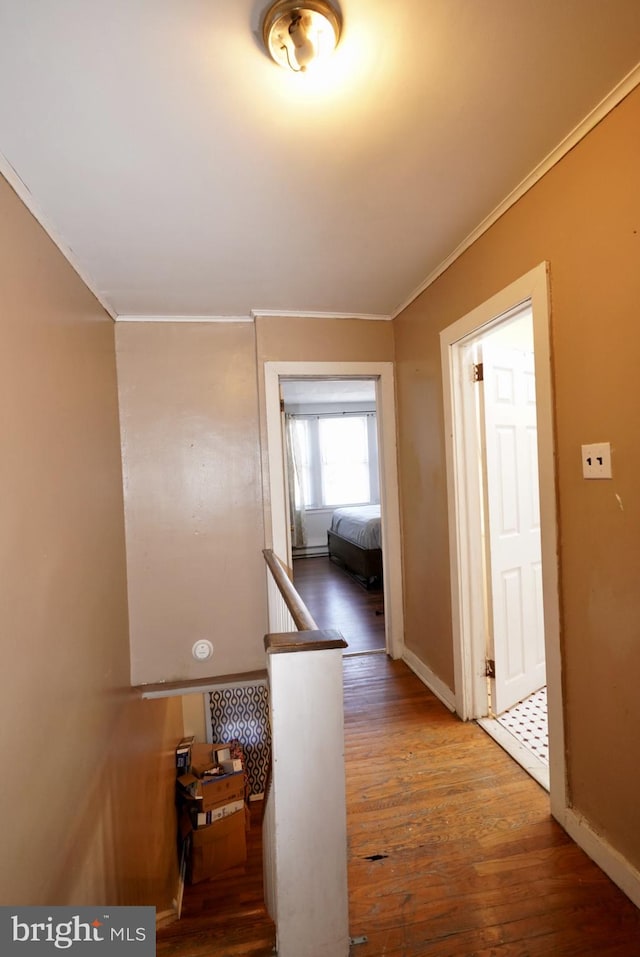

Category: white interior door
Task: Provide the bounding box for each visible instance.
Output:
[482,317,546,715]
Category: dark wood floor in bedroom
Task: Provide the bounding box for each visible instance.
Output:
[293,554,385,655]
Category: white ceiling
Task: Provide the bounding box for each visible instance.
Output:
[0,1,639,320]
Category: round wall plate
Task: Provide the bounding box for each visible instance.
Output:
[192,639,214,661]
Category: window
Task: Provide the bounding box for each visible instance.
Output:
[293,413,379,508]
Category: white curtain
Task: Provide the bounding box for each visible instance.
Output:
[285,415,307,548]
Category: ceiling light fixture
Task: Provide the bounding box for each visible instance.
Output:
[262,0,342,73]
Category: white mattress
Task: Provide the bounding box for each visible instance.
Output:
[329,505,381,550]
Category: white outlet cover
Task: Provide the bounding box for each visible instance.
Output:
[192,639,214,661]
[581,442,612,479]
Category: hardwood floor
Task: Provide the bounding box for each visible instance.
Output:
[344,656,640,955]
[293,555,385,655]
[157,800,275,957]
[157,655,640,956]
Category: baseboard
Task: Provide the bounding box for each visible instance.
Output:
[405,652,640,913]
[157,843,188,928]
[561,807,640,910]
[293,546,329,559]
[402,648,456,712]
[156,906,178,930]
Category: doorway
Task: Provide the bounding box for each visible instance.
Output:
[280,377,386,656]
[460,307,549,788]
[440,263,566,816]
[263,360,404,661]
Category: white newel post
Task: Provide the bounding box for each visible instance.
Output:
[263,630,350,957]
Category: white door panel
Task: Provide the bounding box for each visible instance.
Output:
[482,321,546,715]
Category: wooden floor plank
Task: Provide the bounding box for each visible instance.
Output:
[343,657,640,956]
[157,652,640,956]
[293,555,385,654]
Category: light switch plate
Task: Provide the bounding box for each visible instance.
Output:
[581,442,612,479]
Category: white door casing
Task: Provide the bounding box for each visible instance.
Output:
[481,322,546,714]
[263,361,404,661]
[440,262,566,821]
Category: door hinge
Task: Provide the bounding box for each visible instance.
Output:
[472,362,484,382]
[485,658,495,678]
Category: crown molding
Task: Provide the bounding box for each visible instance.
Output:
[251,309,392,321]
[115,314,254,323]
[392,60,640,319]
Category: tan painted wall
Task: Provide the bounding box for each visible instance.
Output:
[255,315,395,363]
[182,693,208,742]
[116,322,267,685]
[0,175,183,906]
[117,316,394,686]
[394,86,640,869]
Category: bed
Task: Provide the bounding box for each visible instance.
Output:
[327,505,382,588]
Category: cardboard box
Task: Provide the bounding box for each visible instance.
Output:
[190,742,216,777]
[188,809,247,884]
[199,770,244,812]
[176,773,199,798]
[175,736,194,775]
[212,743,231,763]
[191,798,245,829]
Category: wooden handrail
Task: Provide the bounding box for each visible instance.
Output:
[262,548,318,632]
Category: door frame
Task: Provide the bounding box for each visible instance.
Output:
[440,262,567,818]
[263,360,404,660]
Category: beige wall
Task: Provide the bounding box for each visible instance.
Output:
[116,322,268,685]
[394,86,640,870]
[0,175,183,906]
[116,316,395,688]
[255,315,395,363]
[182,693,208,742]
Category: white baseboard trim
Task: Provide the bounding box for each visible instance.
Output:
[293,546,329,558]
[402,648,456,712]
[561,807,640,910]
